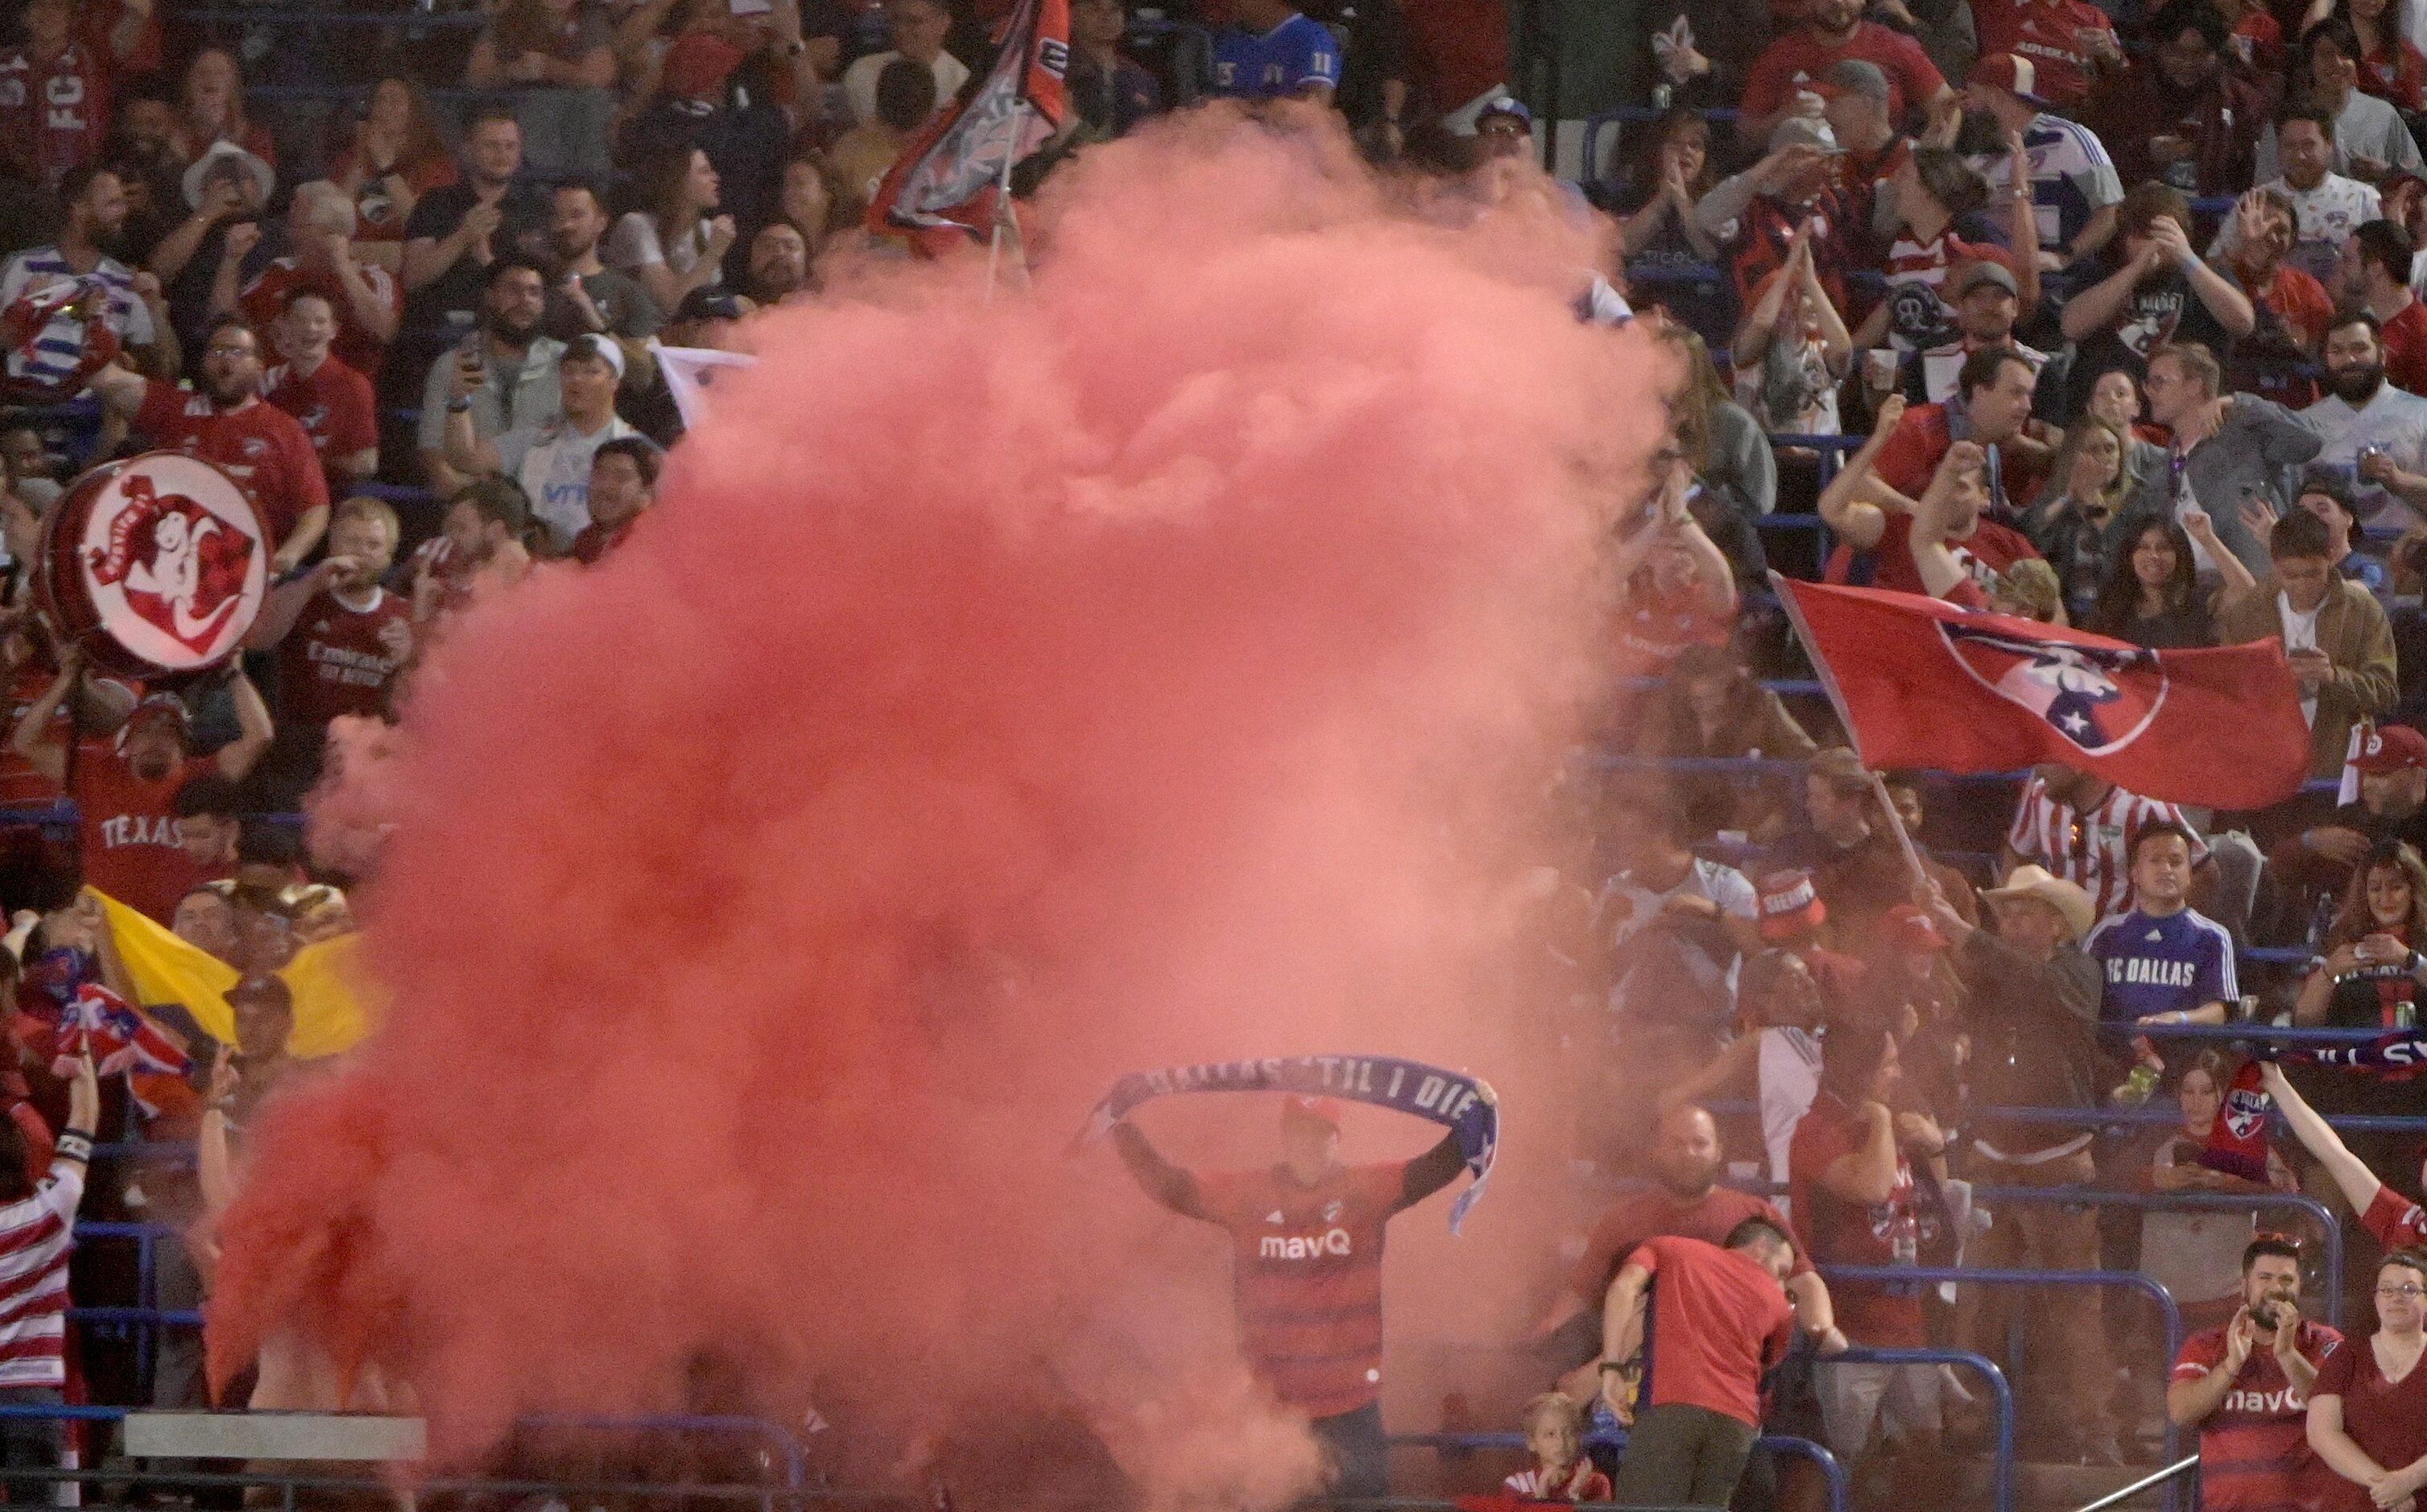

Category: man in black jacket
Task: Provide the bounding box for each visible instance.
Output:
[1918,865,2125,1465]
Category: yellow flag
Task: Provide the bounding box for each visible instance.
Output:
[94,891,378,1058]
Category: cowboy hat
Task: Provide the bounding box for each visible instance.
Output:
[1980,864,2094,944]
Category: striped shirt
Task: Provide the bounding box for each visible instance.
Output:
[2005,775,2206,923]
[0,246,153,392]
[1199,1160,1408,1418]
[0,1155,86,1389]
[2170,1320,2342,1512]
[1879,228,1980,352]
[1971,114,2123,250]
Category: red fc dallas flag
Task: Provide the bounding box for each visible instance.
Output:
[1776,578,2310,810]
[866,0,1069,250]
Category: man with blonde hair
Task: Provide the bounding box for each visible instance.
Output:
[242,495,411,807]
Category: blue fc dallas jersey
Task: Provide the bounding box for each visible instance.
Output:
[1210,12,1342,99]
[2086,907,2238,1025]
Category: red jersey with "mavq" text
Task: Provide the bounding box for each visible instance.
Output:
[2170,1319,2343,1512]
[1195,1159,1409,1419]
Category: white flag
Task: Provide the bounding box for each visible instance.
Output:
[655,345,758,432]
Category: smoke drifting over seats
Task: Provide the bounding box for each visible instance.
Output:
[210,109,1663,1502]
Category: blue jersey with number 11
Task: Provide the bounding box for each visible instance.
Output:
[1210,13,1341,99]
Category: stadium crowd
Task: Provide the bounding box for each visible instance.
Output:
[0,0,2419,1510]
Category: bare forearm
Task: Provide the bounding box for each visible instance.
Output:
[1601,1273,1648,1362]
[2063,262,2141,341]
[1786,1271,1834,1336]
[2309,1419,2386,1485]
[148,215,213,282]
[2167,1369,2237,1427]
[2186,258,2256,334]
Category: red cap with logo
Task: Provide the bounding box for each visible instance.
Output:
[1967,52,2053,106]
[1281,1094,1344,1130]
[2355,724,2427,775]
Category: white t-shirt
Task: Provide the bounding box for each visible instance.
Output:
[2256,97,2425,190]
[2210,173,2381,283]
[2305,381,2427,528]
[2143,1132,2293,1307]
[1757,1024,1823,1194]
[497,411,642,550]
[604,212,719,282]
[842,48,970,126]
[2280,591,2324,726]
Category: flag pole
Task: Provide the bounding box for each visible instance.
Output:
[1767,571,1929,891]
[984,102,1030,304]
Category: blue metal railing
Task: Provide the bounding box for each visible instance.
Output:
[1972,1188,2345,1323]
[1824,1348,2014,1512]
[1825,1265,2182,1493]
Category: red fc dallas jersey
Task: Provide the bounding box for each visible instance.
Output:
[72,746,209,923]
[2170,1320,2342,1512]
[1197,1160,1409,1418]
[135,380,329,547]
[2365,1185,2427,1250]
[277,587,412,727]
[0,42,109,188]
[263,357,378,486]
[1969,0,2115,107]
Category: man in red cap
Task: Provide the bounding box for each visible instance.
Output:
[1111,1094,1466,1500]
[2276,722,2427,915]
[8,654,271,923]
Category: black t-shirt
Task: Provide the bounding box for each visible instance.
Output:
[2328,799,2427,853]
[2066,262,2242,418]
[401,180,553,328]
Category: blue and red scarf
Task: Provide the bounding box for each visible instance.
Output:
[1075,1054,1499,1232]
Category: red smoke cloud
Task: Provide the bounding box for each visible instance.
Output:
[221,110,1664,1500]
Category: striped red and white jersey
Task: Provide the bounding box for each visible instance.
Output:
[0,1156,86,1389]
[2004,775,2208,923]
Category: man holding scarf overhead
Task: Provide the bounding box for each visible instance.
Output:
[1110,1091,1470,1500]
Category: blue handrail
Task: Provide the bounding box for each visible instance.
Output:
[1822,1348,2013,1512]
[1823,1265,2182,1489]
[1970,1187,2344,1324]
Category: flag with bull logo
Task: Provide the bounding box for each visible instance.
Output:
[1773,578,2310,810]
[866,0,1069,250]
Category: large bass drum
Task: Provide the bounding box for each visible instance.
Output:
[37,451,270,680]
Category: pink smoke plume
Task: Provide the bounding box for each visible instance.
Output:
[211,109,1665,1502]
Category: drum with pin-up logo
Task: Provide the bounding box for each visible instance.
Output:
[37,452,269,679]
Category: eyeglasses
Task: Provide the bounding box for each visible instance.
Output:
[2378,1283,2426,1298]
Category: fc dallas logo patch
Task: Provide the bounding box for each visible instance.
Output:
[2222,1085,2269,1140]
[1939,622,2167,756]
[76,454,265,670]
